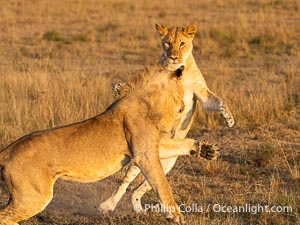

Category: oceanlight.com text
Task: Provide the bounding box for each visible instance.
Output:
[211,204,293,215]
[144,203,293,215]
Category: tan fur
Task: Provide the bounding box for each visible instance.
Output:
[156,23,197,72]
[0,70,196,224]
[156,24,234,128]
[102,24,234,213]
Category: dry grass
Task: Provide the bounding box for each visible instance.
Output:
[0,0,299,224]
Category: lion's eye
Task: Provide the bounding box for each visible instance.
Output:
[180,42,186,48]
[164,42,171,49]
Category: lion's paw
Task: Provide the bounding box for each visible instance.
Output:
[111,82,126,98]
[192,140,220,161]
[98,200,116,214]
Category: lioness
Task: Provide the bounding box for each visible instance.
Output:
[100,24,234,213]
[0,68,201,224]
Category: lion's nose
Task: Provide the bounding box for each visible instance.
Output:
[169,56,178,62]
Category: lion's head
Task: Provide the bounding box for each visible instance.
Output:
[156,23,197,71]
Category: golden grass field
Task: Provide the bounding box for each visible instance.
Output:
[0,0,299,224]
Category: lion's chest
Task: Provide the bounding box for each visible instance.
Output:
[173,89,196,138]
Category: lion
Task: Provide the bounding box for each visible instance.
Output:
[0,68,205,224]
[99,24,234,213]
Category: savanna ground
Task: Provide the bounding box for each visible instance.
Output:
[0,0,299,224]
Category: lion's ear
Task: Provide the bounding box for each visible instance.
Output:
[156,23,168,37]
[184,25,197,38]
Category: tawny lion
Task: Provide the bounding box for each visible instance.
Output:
[0,68,205,224]
[100,24,235,213]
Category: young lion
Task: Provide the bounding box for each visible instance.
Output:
[100,24,234,213]
[0,68,202,224]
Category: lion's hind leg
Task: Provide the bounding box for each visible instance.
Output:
[0,170,55,224]
[99,165,141,213]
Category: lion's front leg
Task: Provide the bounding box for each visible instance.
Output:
[125,124,183,223]
[195,88,235,127]
[158,137,220,160]
[133,152,183,223]
[219,101,235,127]
[159,138,196,159]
